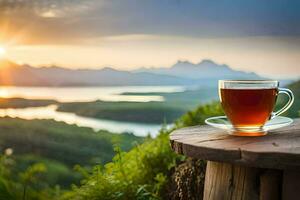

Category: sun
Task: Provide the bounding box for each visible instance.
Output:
[0,46,6,57]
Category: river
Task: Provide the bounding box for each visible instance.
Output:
[0,86,183,136]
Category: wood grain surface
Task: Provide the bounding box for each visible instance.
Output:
[170,119,300,169]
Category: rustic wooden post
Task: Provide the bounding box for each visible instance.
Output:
[170,119,300,200]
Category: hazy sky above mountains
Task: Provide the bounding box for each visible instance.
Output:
[0,0,299,78]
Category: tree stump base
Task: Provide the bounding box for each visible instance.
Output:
[203,161,283,200]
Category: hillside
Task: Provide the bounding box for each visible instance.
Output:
[0,118,143,187]
[0,59,262,87]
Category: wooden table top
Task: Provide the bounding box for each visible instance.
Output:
[170,119,300,169]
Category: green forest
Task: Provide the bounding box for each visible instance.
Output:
[0,80,299,199]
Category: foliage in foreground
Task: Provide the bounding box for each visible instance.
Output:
[282,80,300,117]
[62,130,177,200]
[176,101,224,127]
[61,101,224,200]
[0,154,57,200]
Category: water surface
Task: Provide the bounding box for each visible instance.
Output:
[0,105,166,137]
[0,86,183,136]
[0,86,184,102]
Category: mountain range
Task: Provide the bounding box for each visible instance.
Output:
[134,59,260,80]
[0,59,262,87]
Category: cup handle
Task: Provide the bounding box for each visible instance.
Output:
[270,88,294,119]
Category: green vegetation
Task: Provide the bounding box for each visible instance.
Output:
[0,98,57,108]
[61,101,224,200]
[285,80,300,117]
[176,101,224,127]
[57,101,187,124]
[62,132,176,200]
[0,101,223,199]
[0,118,143,189]
[276,80,300,118]
[0,154,54,200]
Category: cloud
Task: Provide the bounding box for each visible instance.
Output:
[0,0,300,45]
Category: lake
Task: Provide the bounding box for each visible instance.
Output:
[0,86,184,102]
[0,86,183,136]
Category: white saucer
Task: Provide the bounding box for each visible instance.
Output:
[205,116,293,136]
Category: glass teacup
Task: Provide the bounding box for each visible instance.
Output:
[219,80,294,136]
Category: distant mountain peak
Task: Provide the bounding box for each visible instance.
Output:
[173,59,227,70]
[101,67,119,72]
[197,59,232,70]
[172,59,227,71]
[39,65,65,70]
[172,60,195,69]
[198,59,219,66]
[176,60,192,65]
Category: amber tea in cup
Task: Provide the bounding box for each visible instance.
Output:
[219,80,294,136]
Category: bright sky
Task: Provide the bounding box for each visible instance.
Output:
[0,0,300,78]
[0,46,5,58]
